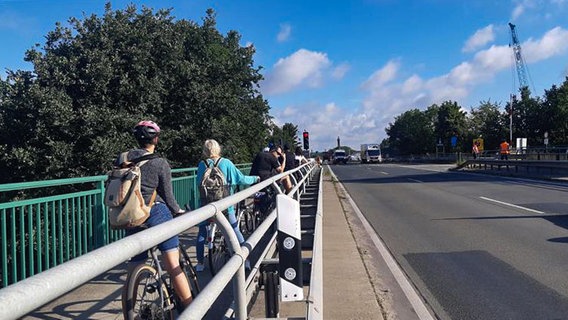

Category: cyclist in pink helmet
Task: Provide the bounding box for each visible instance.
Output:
[120,120,193,307]
[132,120,161,142]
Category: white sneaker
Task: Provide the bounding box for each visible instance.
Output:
[195,263,205,272]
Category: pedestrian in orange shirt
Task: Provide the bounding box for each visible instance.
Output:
[499,139,510,160]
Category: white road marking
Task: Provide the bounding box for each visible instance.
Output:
[380,171,389,175]
[479,196,544,214]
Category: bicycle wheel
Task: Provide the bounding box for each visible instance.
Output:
[208,228,231,277]
[179,248,201,297]
[244,206,256,233]
[236,205,249,235]
[253,207,264,229]
[122,264,173,320]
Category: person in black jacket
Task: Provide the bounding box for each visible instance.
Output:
[250,145,286,181]
[281,144,297,192]
[283,144,297,172]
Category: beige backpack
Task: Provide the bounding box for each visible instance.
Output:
[104,152,158,229]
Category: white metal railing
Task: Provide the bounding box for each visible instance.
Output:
[0,160,320,320]
[307,166,323,319]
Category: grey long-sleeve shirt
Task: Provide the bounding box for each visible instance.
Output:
[117,149,182,214]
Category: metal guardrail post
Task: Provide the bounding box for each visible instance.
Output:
[94,180,107,248]
[264,271,279,317]
[213,208,247,320]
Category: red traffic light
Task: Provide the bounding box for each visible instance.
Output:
[302,131,309,150]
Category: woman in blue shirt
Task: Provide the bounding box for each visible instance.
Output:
[195,139,259,271]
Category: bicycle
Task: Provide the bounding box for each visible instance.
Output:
[207,185,277,276]
[207,199,255,276]
[250,187,276,229]
[238,196,256,234]
[122,241,201,320]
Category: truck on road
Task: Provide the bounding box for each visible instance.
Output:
[332,149,349,164]
[361,144,382,163]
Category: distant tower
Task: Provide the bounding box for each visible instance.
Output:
[337,136,340,148]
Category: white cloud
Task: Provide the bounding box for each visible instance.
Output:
[511,4,525,20]
[511,0,568,22]
[462,25,495,53]
[521,26,568,62]
[262,49,331,95]
[331,63,350,80]
[302,27,568,149]
[277,23,292,42]
[282,106,297,117]
[361,60,400,90]
[272,101,380,151]
[269,26,568,151]
[402,74,423,94]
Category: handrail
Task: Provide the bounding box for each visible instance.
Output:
[455,159,568,180]
[0,175,107,192]
[464,159,568,168]
[0,163,249,288]
[307,165,323,319]
[181,161,319,320]
[0,161,319,320]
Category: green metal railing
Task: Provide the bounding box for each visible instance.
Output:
[0,163,251,288]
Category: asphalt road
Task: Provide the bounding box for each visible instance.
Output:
[331,163,568,320]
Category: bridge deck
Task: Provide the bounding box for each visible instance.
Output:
[22,172,395,320]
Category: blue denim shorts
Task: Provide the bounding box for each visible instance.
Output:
[127,202,179,262]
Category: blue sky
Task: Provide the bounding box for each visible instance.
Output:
[2,0,568,151]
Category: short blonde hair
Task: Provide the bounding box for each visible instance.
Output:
[202,139,221,158]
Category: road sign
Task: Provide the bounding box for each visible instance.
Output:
[473,138,484,151]
[451,136,458,147]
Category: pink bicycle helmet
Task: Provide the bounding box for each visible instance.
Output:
[133,120,161,141]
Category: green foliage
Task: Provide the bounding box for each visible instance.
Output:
[267,122,300,150]
[384,77,568,155]
[0,4,270,183]
[467,100,506,151]
[386,108,435,155]
[434,101,467,150]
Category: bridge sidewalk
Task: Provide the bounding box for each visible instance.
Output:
[322,168,426,320]
[322,173,385,320]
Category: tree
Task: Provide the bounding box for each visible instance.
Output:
[0,4,270,183]
[541,77,568,145]
[507,87,541,145]
[266,122,300,150]
[385,108,434,155]
[433,101,467,151]
[467,100,506,151]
